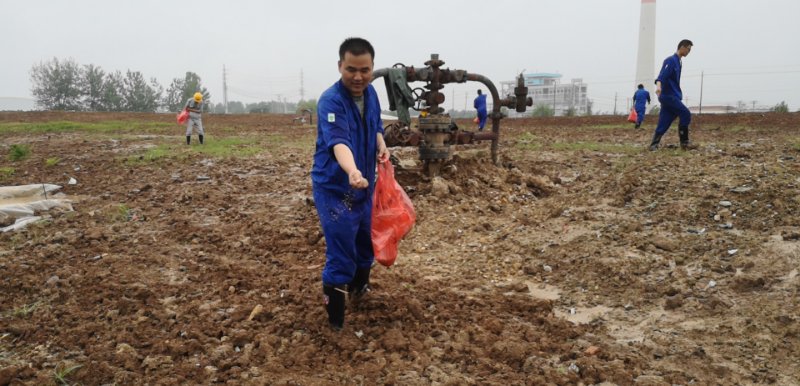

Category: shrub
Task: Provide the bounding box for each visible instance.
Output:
[9,144,31,161]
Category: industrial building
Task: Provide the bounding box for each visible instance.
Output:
[501,73,589,116]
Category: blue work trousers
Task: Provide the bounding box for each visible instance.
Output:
[655,95,691,135]
[635,106,646,125]
[313,188,374,286]
[477,110,488,130]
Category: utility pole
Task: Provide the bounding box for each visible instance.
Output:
[276,94,282,114]
[300,69,305,101]
[699,70,704,115]
[613,92,617,115]
[464,92,467,112]
[752,100,757,111]
[222,65,229,114]
[451,89,455,112]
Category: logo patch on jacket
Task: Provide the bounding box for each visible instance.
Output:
[328,113,335,123]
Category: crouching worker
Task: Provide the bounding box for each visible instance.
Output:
[311,37,389,330]
[185,92,204,145]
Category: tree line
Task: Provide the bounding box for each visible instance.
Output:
[30,57,317,115]
[30,58,210,112]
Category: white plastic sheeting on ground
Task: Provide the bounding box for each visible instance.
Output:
[0,184,73,232]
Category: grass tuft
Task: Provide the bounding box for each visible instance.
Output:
[45,157,61,167]
[514,132,542,151]
[9,144,31,161]
[0,167,14,182]
[52,362,83,386]
[115,204,132,222]
[7,302,39,318]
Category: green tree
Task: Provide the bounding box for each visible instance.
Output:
[564,106,577,117]
[100,71,125,111]
[81,64,105,111]
[228,101,245,114]
[30,57,83,110]
[772,101,789,113]
[649,105,660,116]
[247,101,270,113]
[164,72,210,112]
[122,70,162,112]
[584,100,593,116]
[296,99,317,115]
[163,78,186,112]
[531,104,554,117]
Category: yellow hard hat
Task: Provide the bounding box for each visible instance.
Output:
[193,92,203,102]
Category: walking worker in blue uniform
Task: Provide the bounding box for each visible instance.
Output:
[650,39,697,150]
[474,89,488,131]
[632,84,651,129]
[312,37,389,330]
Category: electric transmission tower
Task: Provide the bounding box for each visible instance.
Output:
[300,69,305,101]
[222,65,229,114]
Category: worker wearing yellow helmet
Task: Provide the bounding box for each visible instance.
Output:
[184,92,205,145]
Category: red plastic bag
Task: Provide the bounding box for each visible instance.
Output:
[372,161,416,267]
[177,109,189,124]
[627,108,637,123]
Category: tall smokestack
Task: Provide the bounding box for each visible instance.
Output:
[635,0,656,94]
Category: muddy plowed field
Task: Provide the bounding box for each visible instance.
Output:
[1,111,798,385]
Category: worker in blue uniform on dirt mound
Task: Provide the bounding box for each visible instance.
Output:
[650,39,697,151]
[311,37,389,331]
[632,84,651,129]
[474,89,488,131]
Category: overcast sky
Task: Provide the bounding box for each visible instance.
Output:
[3,0,800,113]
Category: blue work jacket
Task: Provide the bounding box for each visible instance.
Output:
[633,89,651,109]
[655,54,683,100]
[312,80,383,203]
[474,94,487,113]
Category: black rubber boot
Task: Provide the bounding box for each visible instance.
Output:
[678,125,697,150]
[323,284,346,330]
[186,135,191,145]
[634,123,640,129]
[649,133,663,151]
[199,134,204,145]
[348,268,371,303]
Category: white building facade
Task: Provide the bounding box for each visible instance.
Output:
[501,73,589,117]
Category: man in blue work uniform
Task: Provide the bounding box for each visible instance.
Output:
[650,39,696,150]
[632,84,650,129]
[474,89,488,131]
[312,37,389,330]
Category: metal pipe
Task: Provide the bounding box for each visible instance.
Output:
[372,68,389,81]
[466,73,502,163]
